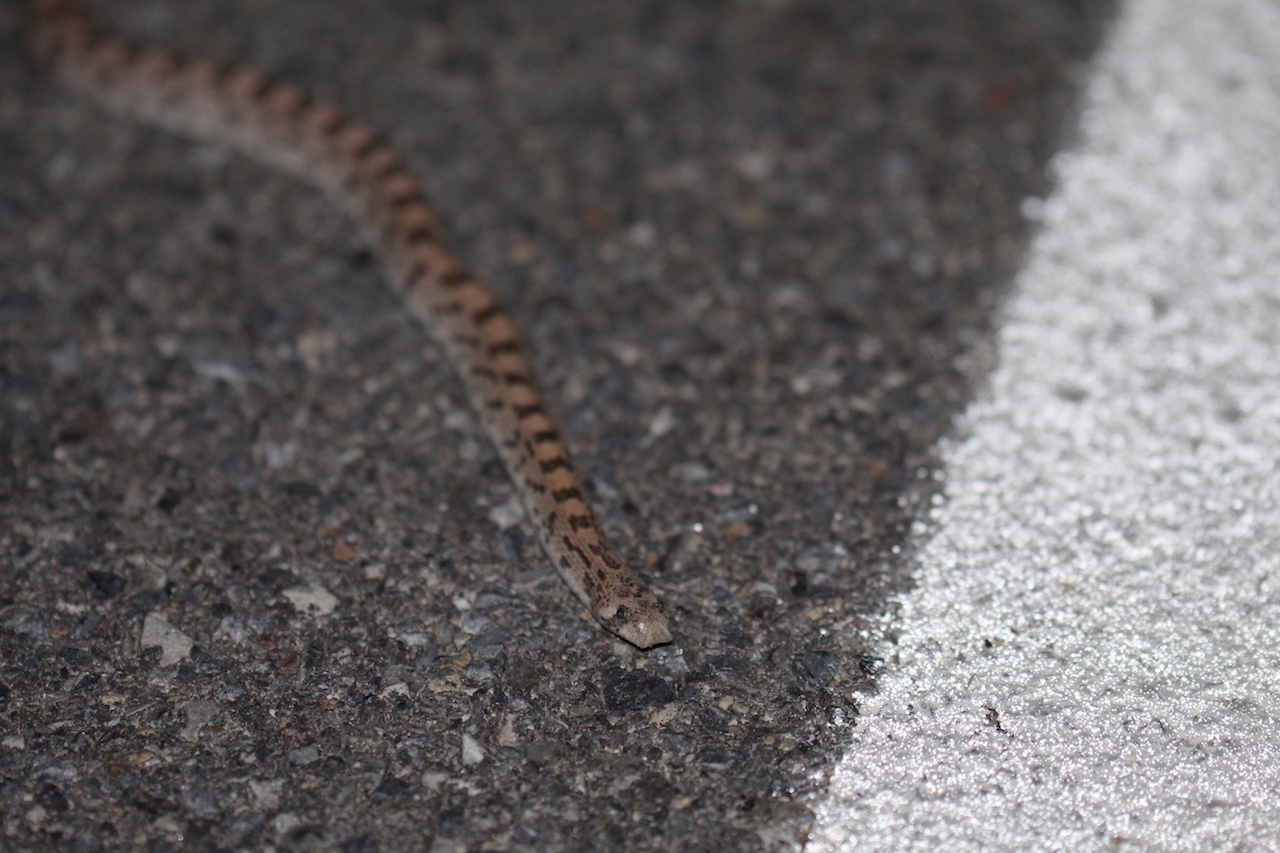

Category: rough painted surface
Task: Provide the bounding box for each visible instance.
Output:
[812,0,1280,849]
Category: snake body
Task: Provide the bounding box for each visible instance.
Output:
[29,0,671,648]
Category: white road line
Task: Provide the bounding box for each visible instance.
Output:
[810,0,1280,849]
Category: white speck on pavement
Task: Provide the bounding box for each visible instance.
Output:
[283,583,339,616]
[140,612,194,667]
[461,733,487,766]
[810,0,1280,849]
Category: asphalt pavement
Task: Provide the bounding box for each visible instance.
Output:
[1,0,1114,850]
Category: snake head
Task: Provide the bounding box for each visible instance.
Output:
[598,598,672,649]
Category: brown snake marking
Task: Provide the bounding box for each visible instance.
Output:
[28,0,672,648]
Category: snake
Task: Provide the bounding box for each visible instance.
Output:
[27,0,672,648]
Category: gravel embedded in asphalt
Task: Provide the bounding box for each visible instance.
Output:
[0,1,1111,849]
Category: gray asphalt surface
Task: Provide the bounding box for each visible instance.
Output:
[1,0,1111,850]
[813,0,1280,849]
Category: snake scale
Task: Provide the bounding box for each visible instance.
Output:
[28,0,672,648]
